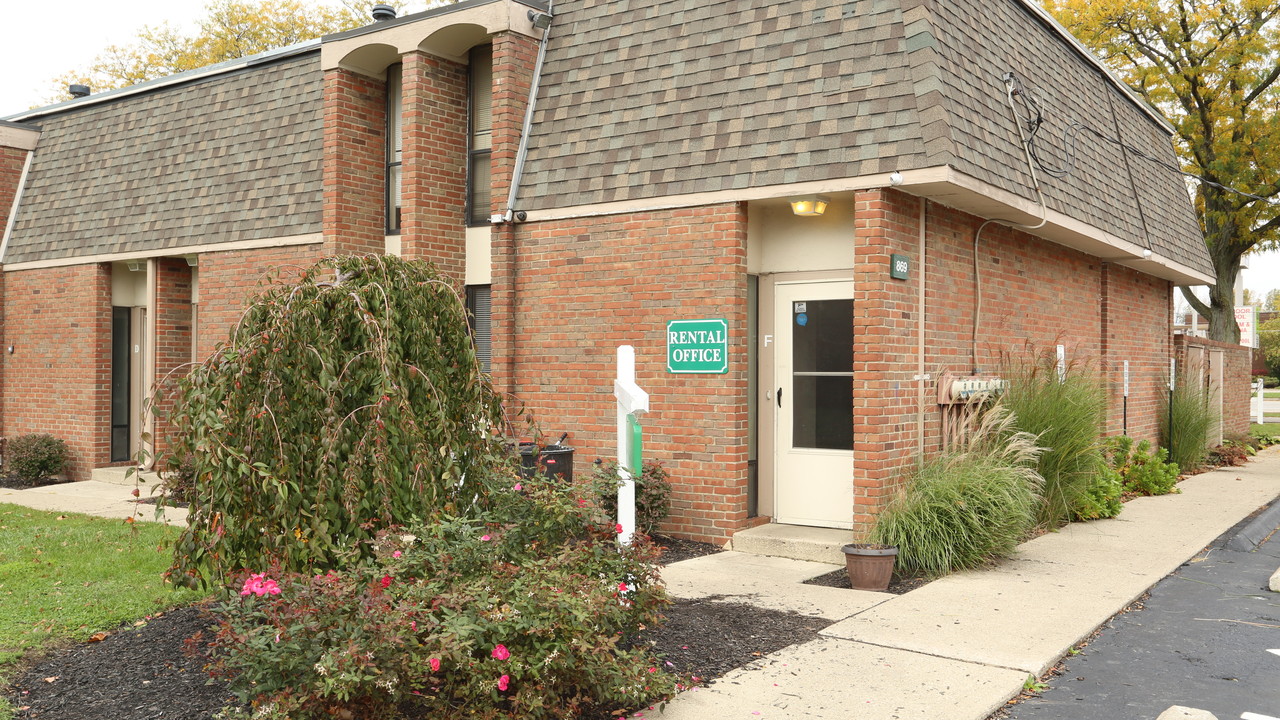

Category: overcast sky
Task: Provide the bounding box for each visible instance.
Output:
[1,0,1278,299]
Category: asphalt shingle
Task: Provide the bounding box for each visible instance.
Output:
[517,0,1210,276]
[5,52,323,266]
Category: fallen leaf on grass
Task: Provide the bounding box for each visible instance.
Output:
[88,632,110,642]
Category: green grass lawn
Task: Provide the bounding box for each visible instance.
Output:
[1251,423,1280,438]
[0,504,202,671]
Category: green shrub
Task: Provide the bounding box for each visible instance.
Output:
[1074,465,1124,520]
[590,459,673,535]
[161,255,509,588]
[1259,376,1278,389]
[5,433,68,484]
[1160,378,1216,473]
[1000,352,1110,527]
[208,468,681,720]
[1104,436,1179,496]
[870,406,1043,578]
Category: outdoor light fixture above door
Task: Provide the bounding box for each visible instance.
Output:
[790,195,829,216]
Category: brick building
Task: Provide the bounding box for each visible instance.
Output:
[0,0,1216,543]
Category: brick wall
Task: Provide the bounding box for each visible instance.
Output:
[151,258,194,456]
[1,265,112,480]
[501,204,749,544]
[852,190,922,530]
[1173,333,1252,440]
[850,191,1116,531]
[400,51,468,280]
[1100,263,1172,441]
[193,245,324,360]
[490,33,536,217]
[323,68,387,256]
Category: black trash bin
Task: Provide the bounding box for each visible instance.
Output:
[518,441,575,482]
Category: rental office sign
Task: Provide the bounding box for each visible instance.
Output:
[666,318,728,374]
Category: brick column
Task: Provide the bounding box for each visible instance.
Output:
[151,258,194,458]
[490,33,537,215]
[400,50,467,281]
[488,33,538,396]
[323,68,387,256]
[851,189,922,536]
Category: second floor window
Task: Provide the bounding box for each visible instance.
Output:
[387,63,403,234]
[468,46,492,226]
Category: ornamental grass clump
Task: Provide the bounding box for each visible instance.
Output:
[1000,350,1115,526]
[870,405,1044,578]
[159,255,511,588]
[1160,374,1217,473]
[208,468,682,720]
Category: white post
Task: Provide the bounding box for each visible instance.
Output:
[1256,378,1266,424]
[614,346,649,547]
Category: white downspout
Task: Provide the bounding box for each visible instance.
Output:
[917,197,927,459]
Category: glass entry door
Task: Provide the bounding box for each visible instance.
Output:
[774,281,854,528]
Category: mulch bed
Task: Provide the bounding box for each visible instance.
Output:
[803,567,933,595]
[2,535,846,720]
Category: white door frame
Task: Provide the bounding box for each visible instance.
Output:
[771,278,854,529]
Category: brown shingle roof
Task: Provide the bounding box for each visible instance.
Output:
[517,0,1210,276]
[4,52,322,265]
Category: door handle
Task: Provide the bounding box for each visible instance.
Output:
[777,387,783,408]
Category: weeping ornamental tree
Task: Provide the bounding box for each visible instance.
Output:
[1047,0,1280,343]
[163,255,509,588]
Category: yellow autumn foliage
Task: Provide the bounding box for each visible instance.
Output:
[1046,0,1280,341]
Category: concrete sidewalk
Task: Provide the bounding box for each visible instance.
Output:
[0,475,188,526]
[658,446,1280,720]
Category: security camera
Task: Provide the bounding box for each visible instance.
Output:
[514,210,528,222]
[889,172,904,186]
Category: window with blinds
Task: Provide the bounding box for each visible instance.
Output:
[466,285,492,371]
[386,63,403,234]
[468,46,493,226]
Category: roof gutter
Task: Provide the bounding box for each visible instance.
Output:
[502,1,553,222]
[0,150,35,264]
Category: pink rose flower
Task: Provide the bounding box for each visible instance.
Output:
[491,644,510,661]
[239,573,281,597]
[618,582,628,593]
[513,483,522,492]
[380,575,392,589]
[429,657,441,672]
[481,534,492,542]
[497,674,510,691]
[392,550,402,558]
[616,523,623,534]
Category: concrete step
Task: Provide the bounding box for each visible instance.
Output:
[726,523,855,565]
[91,465,161,487]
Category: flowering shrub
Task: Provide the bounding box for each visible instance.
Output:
[208,469,683,720]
